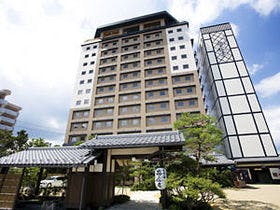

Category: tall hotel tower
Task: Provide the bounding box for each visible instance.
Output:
[197,23,278,159]
[65,12,205,144]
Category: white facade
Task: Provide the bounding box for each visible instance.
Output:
[70,40,100,108]
[165,24,196,74]
[198,23,278,159]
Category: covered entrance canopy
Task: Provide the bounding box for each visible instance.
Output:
[0,131,186,209]
[0,146,98,168]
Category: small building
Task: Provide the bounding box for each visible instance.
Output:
[0,89,21,131]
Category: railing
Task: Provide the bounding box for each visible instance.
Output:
[0,116,16,124]
[0,107,18,117]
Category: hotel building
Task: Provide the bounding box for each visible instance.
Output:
[0,89,21,131]
[197,23,278,159]
[64,11,205,144]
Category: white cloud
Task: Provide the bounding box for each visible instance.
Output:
[252,0,280,16]
[167,0,280,38]
[0,0,160,142]
[263,106,280,150]
[248,63,264,75]
[255,72,280,97]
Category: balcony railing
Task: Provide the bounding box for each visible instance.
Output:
[0,116,16,124]
[0,107,19,117]
[0,124,13,131]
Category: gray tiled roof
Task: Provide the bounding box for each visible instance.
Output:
[201,154,235,166]
[0,147,97,168]
[80,131,185,149]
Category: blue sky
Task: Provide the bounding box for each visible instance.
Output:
[0,0,279,150]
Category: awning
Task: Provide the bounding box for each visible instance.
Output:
[0,146,99,168]
[201,154,235,166]
[80,131,185,149]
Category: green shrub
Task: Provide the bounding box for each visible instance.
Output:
[113,195,130,204]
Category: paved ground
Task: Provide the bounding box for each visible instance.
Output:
[110,185,280,210]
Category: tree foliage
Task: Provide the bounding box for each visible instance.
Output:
[129,160,158,191]
[0,130,29,157]
[174,112,223,173]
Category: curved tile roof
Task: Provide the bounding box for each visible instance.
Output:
[80,131,185,149]
[0,147,97,168]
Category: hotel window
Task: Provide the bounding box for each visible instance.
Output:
[80,80,84,84]
[89,70,93,74]
[107,109,113,114]
[108,97,114,103]
[96,122,102,128]
[181,54,187,59]
[85,54,89,58]
[121,107,128,113]
[93,45,97,49]
[169,38,174,42]
[76,100,81,105]
[173,66,179,71]
[160,103,167,109]
[148,92,154,97]
[178,36,184,40]
[155,33,160,37]
[133,62,138,67]
[86,47,90,50]
[133,72,138,77]
[147,80,153,86]
[83,63,87,66]
[159,79,165,84]
[132,106,139,112]
[122,84,128,89]
[148,117,156,125]
[133,94,139,100]
[122,95,128,101]
[157,59,162,64]
[81,71,86,75]
[186,87,193,93]
[92,53,96,56]
[156,41,161,45]
[147,104,155,110]
[147,60,152,65]
[170,47,176,51]
[99,87,104,92]
[133,37,138,41]
[97,98,103,104]
[158,69,164,74]
[161,116,168,123]
[171,56,177,60]
[108,86,114,91]
[177,28,182,32]
[179,45,185,49]
[78,90,83,95]
[84,99,89,104]
[87,79,92,83]
[120,120,128,126]
[156,49,161,54]
[90,61,95,65]
[189,100,196,106]
[132,83,138,88]
[176,89,182,94]
[168,30,173,34]
[133,45,138,49]
[159,90,166,96]
[185,76,191,81]
[174,77,180,82]
[177,101,184,107]
[86,89,91,94]
[132,119,140,125]
[183,64,189,69]
[105,121,112,127]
